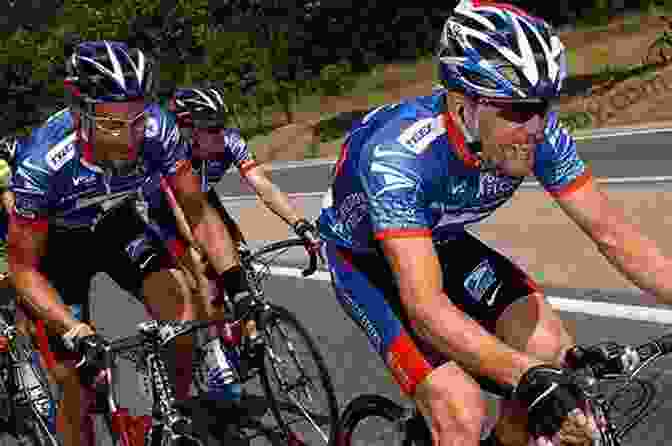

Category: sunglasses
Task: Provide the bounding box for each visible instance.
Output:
[476,97,551,123]
[84,110,148,137]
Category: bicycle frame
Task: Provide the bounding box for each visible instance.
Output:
[0,312,59,446]
[95,291,303,446]
[97,320,215,446]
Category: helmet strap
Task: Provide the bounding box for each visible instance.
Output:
[74,104,97,165]
[458,98,481,143]
[453,98,499,172]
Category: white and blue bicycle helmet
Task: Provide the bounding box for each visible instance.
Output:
[65,40,153,106]
[438,0,567,101]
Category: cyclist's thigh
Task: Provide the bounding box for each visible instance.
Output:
[93,200,174,297]
[325,242,487,437]
[435,231,538,334]
[438,231,572,368]
[207,187,246,246]
[325,242,438,397]
[94,200,196,319]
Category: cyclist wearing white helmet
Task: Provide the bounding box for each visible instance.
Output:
[318,2,672,446]
[165,85,319,285]
[8,40,246,446]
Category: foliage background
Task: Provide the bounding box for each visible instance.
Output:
[0,0,671,136]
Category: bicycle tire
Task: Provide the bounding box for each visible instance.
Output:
[337,394,431,446]
[257,304,339,446]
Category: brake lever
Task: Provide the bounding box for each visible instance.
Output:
[301,238,322,277]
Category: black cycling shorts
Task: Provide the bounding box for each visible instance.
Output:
[325,231,538,396]
[37,199,174,358]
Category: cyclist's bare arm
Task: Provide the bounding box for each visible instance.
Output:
[242,165,303,226]
[554,177,672,305]
[381,236,543,388]
[0,190,14,214]
[167,161,239,272]
[8,215,81,335]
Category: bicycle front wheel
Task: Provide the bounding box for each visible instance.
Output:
[338,395,430,446]
[257,304,339,446]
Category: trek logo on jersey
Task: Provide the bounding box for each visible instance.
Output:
[45,138,76,171]
[397,117,445,154]
[464,259,497,303]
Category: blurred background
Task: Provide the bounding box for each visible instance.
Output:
[0,1,671,146]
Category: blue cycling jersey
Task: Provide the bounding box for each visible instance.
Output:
[10,104,189,229]
[191,128,257,192]
[318,92,590,252]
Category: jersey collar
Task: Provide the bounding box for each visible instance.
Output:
[441,111,482,170]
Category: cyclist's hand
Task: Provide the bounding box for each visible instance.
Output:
[515,365,599,445]
[564,343,638,377]
[74,333,110,387]
[63,325,109,387]
[292,219,321,253]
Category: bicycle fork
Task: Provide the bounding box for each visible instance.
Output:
[103,334,204,446]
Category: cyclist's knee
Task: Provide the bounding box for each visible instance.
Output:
[414,361,486,445]
[496,291,573,365]
[142,268,196,320]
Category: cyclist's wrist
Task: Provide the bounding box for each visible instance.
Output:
[510,357,547,389]
[61,322,94,350]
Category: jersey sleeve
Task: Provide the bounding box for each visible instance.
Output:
[10,153,51,222]
[144,105,190,177]
[533,113,592,198]
[224,129,257,175]
[360,142,431,240]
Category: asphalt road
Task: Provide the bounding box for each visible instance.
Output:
[44,273,672,446]
[3,129,672,446]
[216,130,672,196]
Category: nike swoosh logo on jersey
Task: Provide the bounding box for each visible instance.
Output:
[140,254,157,270]
[486,282,502,306]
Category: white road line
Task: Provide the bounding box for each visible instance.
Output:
[219,175,672,202]
[266,265,672,324]
[260,126,672,172]
[573,127,672,140]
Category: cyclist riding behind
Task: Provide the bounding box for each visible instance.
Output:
[8,40,251,446]
[319,2,672,446]
[142,85,320,401]
[165,85,319,305]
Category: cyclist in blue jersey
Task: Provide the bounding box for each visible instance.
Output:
[319,2,672,446]
[7,41,254,446]
[138,85,319,403]
[165,86,319,291]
